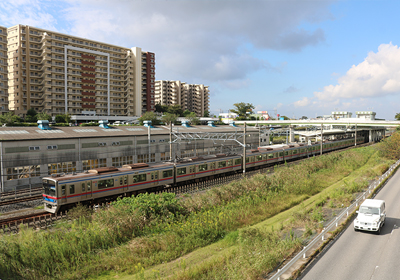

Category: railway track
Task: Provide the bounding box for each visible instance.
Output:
[0,211,67,234]
[0,194,43,207]
[0,186,42,199]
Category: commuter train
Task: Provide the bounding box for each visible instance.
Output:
[42,137,365,213]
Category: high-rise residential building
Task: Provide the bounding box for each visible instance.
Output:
[155,80,209,117]
[0,26,8,113]
[6,24,154,118]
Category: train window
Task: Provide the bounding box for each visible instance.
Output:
[198,164,207,171]
[87,182,91,191]
[211,162,216,169]
[218,161,226,168]
[154,173,158,180]
[69,185,75,194]
[262,154,267,160]
[177,168,186,175]
[284,151,289,156]
[245,157,250,163]
[61,185,66,195]
[279,152,283,157]
[189,167,193,173]
[151,173,154,180]
[82,183,85,192]
[268,153,274,159]
[257,155,262,160]
[163,169,173,178]
[235,158,241,165]
[43,180,56,196]
[98,179,114,189]
[227,160,233,166]
[133,174,146,183]
[293,150,297,154]
[120,177,123,185]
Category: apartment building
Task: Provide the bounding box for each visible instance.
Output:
[6,24,155,118]
[155,80,209,117]
[0,26,7,113]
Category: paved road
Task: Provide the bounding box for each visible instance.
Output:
[301,169,400,280]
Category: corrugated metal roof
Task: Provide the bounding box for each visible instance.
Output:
[0,125,257,141]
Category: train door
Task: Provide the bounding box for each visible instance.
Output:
[119,175,128,192]
[210,162,216,174]
[190,165,196,178]
[81,182,86,201]
[60,184,67,204]
[227,159,233,171]
[150,171,159,186]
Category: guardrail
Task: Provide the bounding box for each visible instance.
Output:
[269,158,400,280]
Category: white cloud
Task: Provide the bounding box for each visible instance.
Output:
[59,0,333,85]
[0,0,58,30]
[293,97,311,107]
[314,43,400,101]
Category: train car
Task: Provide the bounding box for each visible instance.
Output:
[43,136,366,213]
[174,153,242,185]
[43,162,175,213]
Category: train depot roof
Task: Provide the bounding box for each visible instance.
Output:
[0,125,259,141]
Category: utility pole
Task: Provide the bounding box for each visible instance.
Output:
[243,122,246,174]
[355,124,357,146]
[320,123,323,155]
[169,122,173,161]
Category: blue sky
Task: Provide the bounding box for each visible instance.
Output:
[1,0,400,119]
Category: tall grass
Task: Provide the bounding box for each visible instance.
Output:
[0,146,386,279]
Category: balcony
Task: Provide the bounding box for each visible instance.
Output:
[82,60,95,66]
[81,54,95,60]
[81,79,95,84]
[82,104,95,108]
[81,85,95,90]
[81,73,95,78]
[81,66,95,72]
[82,91,96,96]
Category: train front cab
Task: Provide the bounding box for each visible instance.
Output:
[43,178,60,213]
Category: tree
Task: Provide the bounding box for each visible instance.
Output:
[183,109,191,117]
[55,114,71,124]
[138,112,159,125]
[161,113,178,125]
[155,103,169,113]
[37,112,52,122]
[378,131,400,159]
[0,112,22,126]
[203,110,210,117]
[186,112,200,125]
[230,102,255,119]
[395,113,400,120]
[167,105,183,117]
[25,108,38,123]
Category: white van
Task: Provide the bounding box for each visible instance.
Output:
[354,199,386,234]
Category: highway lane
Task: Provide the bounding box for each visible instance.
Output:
[301,168,400,280]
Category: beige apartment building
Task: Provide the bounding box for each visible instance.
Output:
[0,26,8,113]
[155,80,209,117]
[6,24,155,118]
